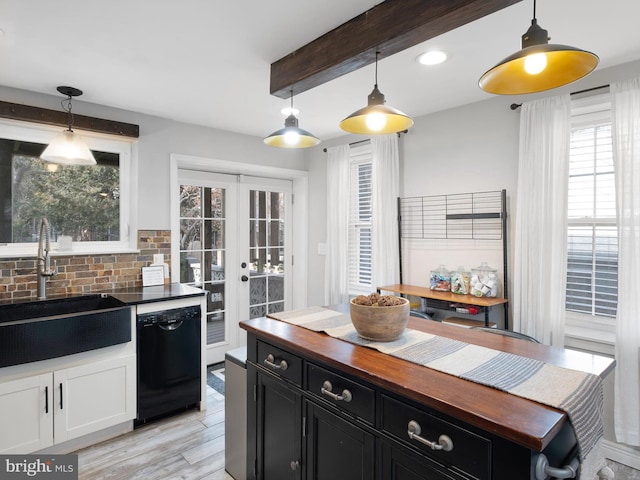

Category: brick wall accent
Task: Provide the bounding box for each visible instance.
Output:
[0,230,171,301]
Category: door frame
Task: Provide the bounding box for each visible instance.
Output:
[169,154,309,317]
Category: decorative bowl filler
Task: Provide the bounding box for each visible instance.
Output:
[350,294,409,342]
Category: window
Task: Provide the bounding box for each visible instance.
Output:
[0,120,135,256]
[348,144,373,294]
[566,95,617,327]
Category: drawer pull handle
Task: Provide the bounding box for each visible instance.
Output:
[407,420,454,452]
[264,354,288,371]
[534,453,579,480]
[321,380,352,403]
[290,460,300,471]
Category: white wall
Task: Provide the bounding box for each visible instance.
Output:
[305,95,520,307]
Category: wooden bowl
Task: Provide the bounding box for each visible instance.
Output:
[349,297,409,342]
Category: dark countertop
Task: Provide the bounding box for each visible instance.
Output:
[0,283,205,310]
[107,283,205,305]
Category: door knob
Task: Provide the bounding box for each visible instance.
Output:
[241,275,249,282]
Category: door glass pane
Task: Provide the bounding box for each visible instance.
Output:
[249,190,285,319]
[180,184,227,345]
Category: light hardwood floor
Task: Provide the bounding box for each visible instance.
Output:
[74,385,234,480]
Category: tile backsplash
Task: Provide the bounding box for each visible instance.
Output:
[0,230,171,301]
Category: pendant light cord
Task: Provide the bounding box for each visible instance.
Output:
[533,0,536,20]
[374,50,379,87]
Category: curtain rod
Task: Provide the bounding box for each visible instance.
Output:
[323,130,407,152]
[509,84,610,110]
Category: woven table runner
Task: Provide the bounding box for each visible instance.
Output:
[268,306,605,474]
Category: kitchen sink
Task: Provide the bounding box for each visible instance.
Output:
[0,294,131,368]
[0,293,126,324]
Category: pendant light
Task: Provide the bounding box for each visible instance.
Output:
[40,86,97,165]
[478,0,598,95]
[340,51,413,134]
[264,91,320,148]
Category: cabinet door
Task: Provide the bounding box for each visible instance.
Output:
[381,440,459,480]
[256,370,302,480]
[305,401,375,480]
[0,373,53,453]
[54,355,136,443]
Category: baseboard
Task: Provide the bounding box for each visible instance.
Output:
[36,421,133,454]
[603,439,640,470]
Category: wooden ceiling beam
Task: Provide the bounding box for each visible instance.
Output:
[270,0,522,99]
[0,100,139,138]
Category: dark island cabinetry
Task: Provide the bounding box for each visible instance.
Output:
[242,315,614,480]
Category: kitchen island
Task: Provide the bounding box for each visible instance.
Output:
[241,310,614,480]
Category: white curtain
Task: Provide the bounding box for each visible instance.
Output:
[324,144,351,305]
[512,95,571,346]
[371,134,400,288]
[611,77,640,446]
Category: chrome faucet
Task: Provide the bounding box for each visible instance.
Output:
[36,218,57,300]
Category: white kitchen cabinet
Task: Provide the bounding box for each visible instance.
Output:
[0,373,53,453]
[0,354,136,454]
[53,355,136,444]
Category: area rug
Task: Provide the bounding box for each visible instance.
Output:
[207,361,225,396]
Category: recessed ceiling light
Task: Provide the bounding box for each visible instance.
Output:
[417,50,447,66]
[281,107,300,116]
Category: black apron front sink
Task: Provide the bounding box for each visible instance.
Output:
[0,296,131,368]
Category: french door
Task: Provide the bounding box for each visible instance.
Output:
[175,171,292,364]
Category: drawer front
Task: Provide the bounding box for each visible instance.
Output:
[381,395,490,480]
[306,363,375,425]
[257,340,303,386]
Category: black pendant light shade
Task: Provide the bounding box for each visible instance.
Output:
[340,52,413,134]
[264,92,320,148]
[478,1,598,95]
[40,86,97,165]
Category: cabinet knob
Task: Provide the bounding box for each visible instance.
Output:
[290,460,300,471]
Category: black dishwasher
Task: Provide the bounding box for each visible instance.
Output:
[136,304,201,426]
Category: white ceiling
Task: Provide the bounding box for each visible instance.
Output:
[2,1,640,142]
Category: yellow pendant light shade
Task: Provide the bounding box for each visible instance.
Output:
[479,2,598,95]
[40,86,97,166]
[340,52,413,135]
[264,91,320,148]
[340,85,414,134]
[264,114,321,148]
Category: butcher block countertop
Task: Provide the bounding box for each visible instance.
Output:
[240,309,615,452]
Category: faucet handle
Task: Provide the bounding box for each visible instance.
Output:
[44,260,57,277]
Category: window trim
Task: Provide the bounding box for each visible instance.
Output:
[347,143,373,296]
[565,93,617,349]
[0,119,138,257]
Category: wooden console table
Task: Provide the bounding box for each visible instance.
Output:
[377,283,509,329]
